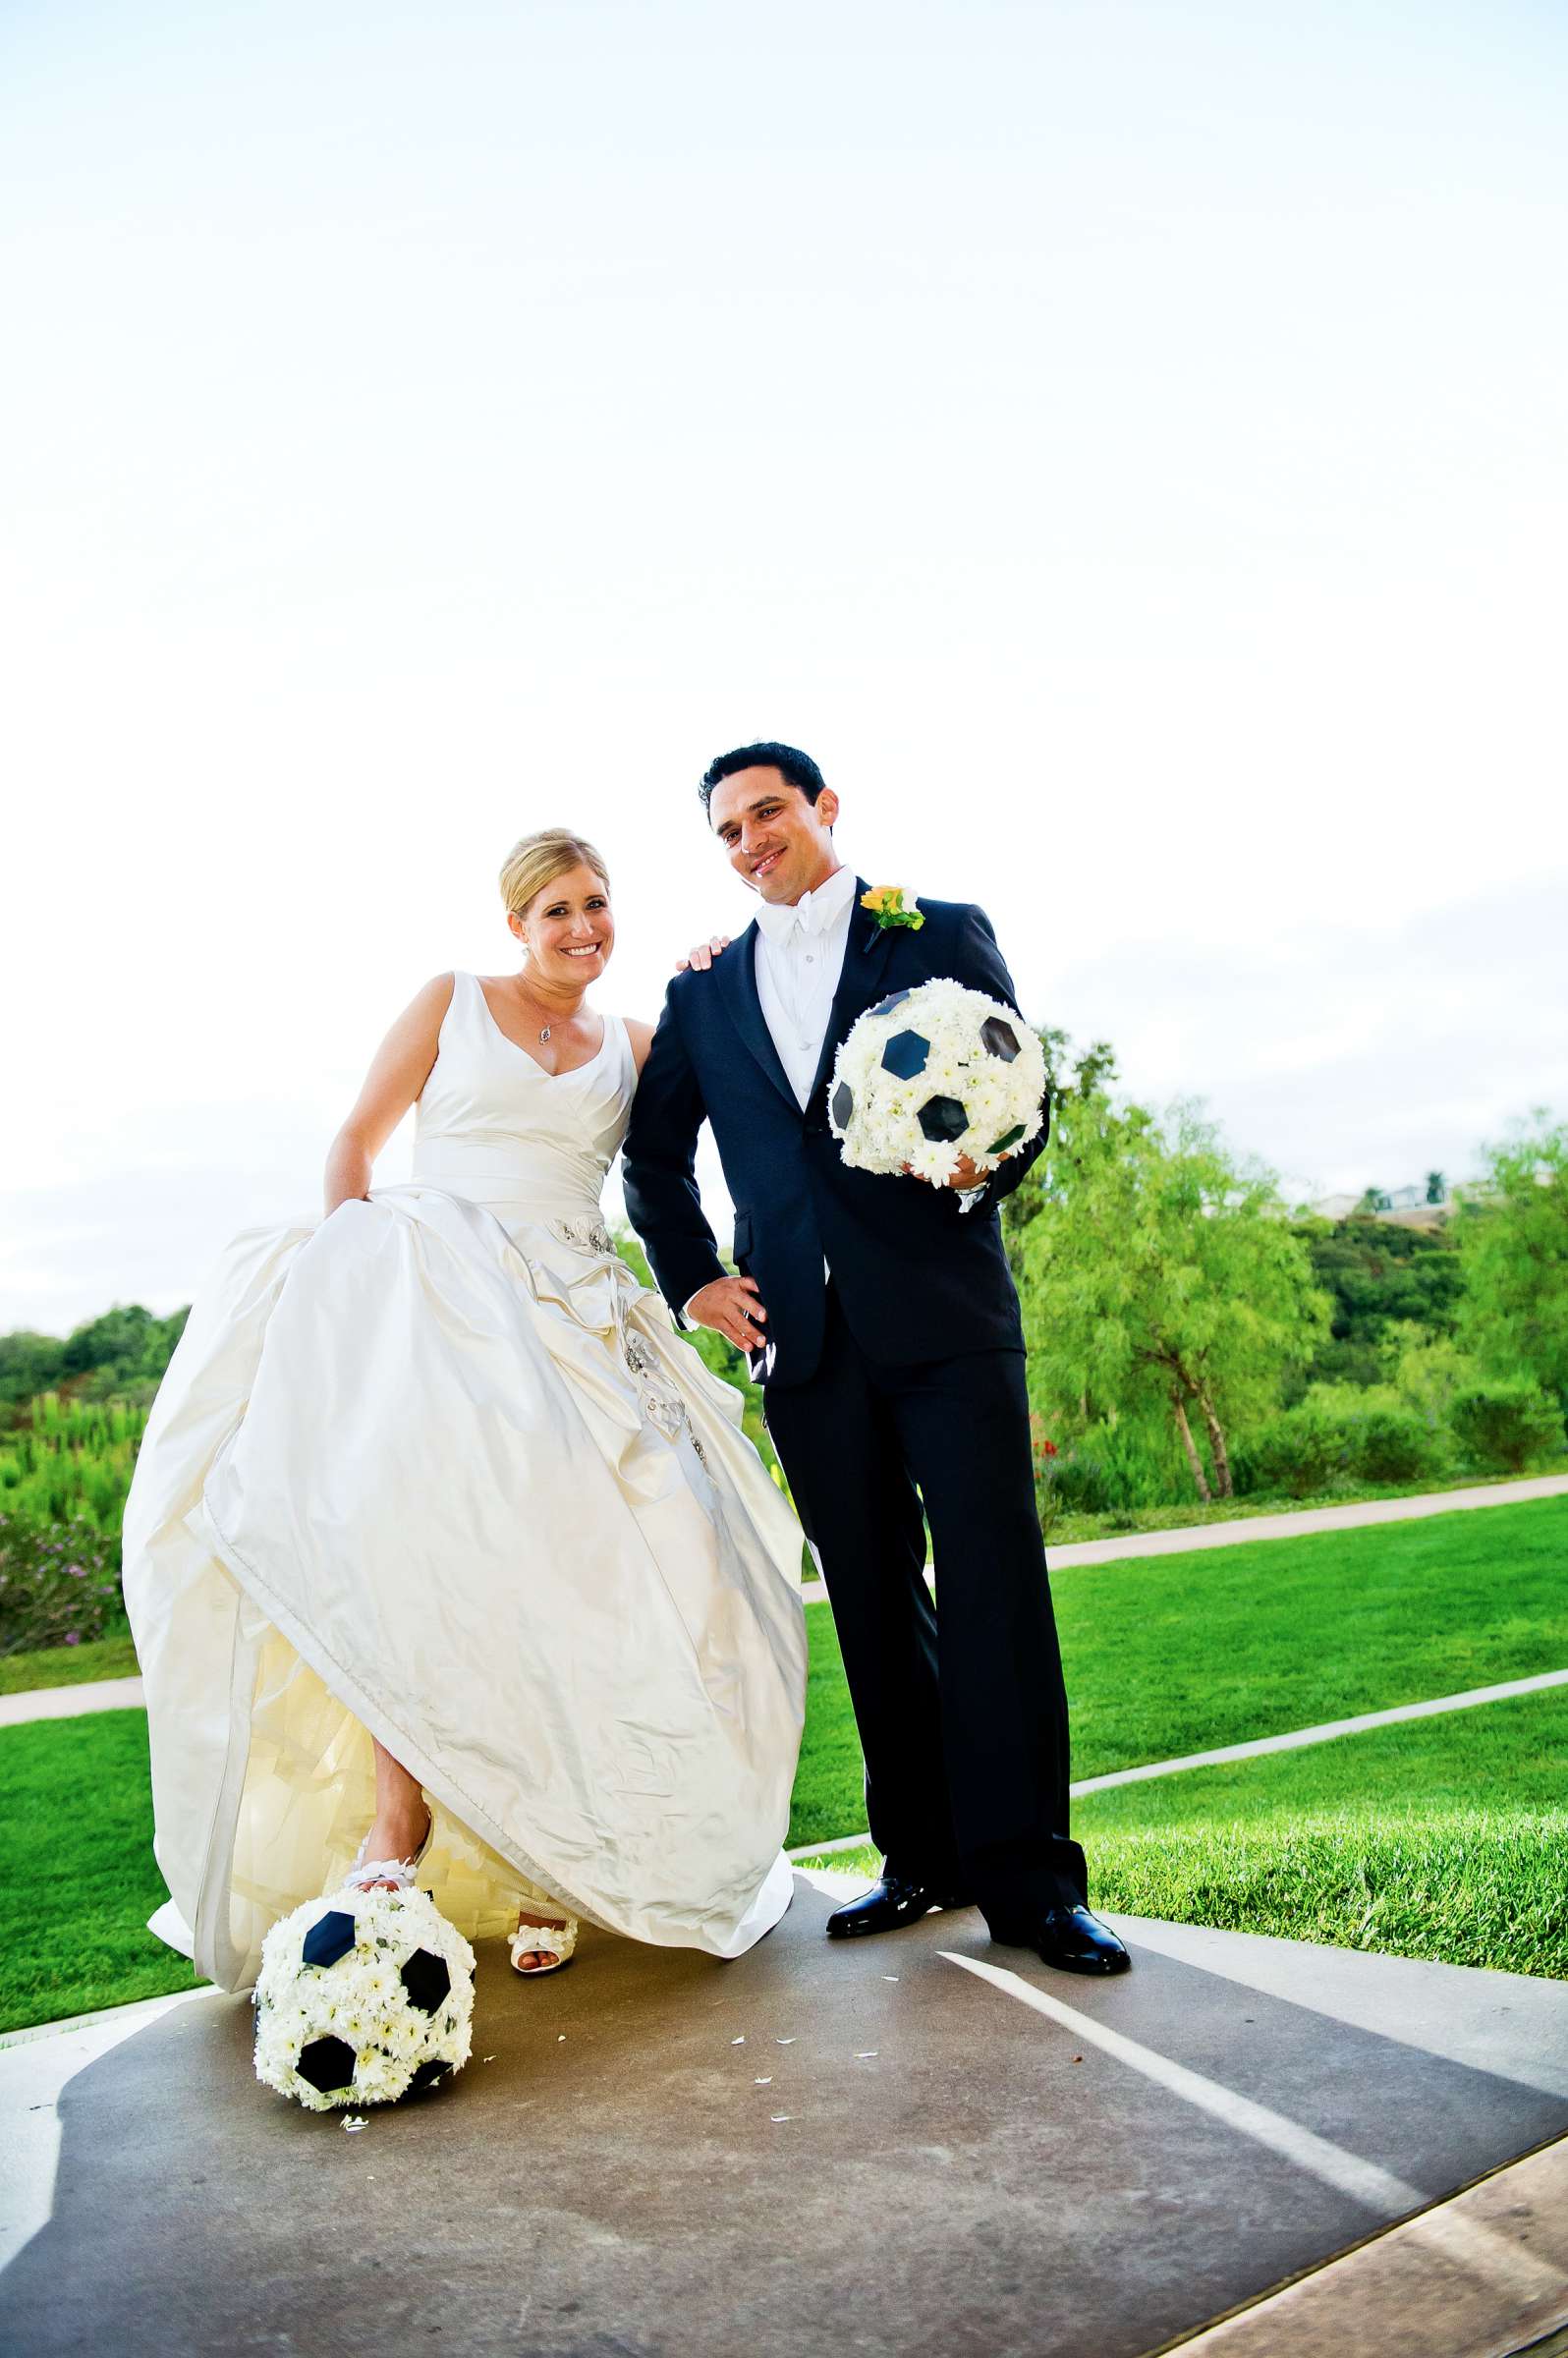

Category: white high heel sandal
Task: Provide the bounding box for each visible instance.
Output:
[341,1808,434,1894]
[509,1914,579,1976]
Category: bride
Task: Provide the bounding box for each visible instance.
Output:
[123,829,808,1992]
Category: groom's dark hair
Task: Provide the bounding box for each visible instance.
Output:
[699,741,826,817]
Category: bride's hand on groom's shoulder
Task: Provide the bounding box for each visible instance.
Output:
[676,934,732,975]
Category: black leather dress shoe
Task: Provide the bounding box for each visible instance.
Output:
[991,1904,1131,1976]
[825,1875,976,1939]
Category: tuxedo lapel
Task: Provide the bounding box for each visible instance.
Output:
[713,919,800,1111]
[807,878,898,1105]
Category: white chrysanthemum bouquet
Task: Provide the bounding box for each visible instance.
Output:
[253,1885,476,2111]
[828,980,1046,1185]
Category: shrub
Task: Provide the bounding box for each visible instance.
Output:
[0,1515,126,1654]
[0,1392,147,1566]
[1386,1331,1480,1423]
[1448,1380,1563,1475]
[1036,1438,1112,1519]
[1032,1428,1063,1538]
[1030,1414,1190,1531]
[1232,1400,1357,1498]
[1236,1394,1453,1496]
[1348,1405,1446,1485]
[1088,1417,1193,1508]
[1031,1427,1119,1537]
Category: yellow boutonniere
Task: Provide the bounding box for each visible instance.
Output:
[861,884,925,931]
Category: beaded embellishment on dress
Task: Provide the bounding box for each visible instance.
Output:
[551,1215,616,1256]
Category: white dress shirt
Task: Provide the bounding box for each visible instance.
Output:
[753,863,859,1108]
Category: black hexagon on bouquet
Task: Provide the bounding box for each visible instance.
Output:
[917,1095,970,1144]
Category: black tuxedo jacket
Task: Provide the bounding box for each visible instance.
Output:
[621,878,1049,1388]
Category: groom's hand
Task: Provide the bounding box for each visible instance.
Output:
[688,1274,767,1350]
[903,1151,1008,1189]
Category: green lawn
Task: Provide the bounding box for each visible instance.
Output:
[6,1495,1566,2031]
[1084,1674,1568,1828]
[1055,1493,1568,1776]
[1076,1683,1568,1979]
[0,1635,139,1696]
[788,1493,1568,1846]
[1,1712,202,2032]
[797,1686,1568,1979]
[788,1605,863,1850]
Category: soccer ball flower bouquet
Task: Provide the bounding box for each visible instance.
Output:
[827,981,1046,1185]
[253,1884,476,2111]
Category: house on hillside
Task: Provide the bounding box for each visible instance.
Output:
[1308,1176,1453,1229]
[1309,1192,1362,1223]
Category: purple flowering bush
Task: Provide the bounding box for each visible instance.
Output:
[0,1514,126,1654]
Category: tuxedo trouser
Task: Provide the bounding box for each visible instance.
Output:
[763,1289,1088,1925]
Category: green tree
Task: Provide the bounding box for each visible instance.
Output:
[1013,1086,1329,1501]
[1456,1113,1568,1419]
[1290,1214,1462,1391]
[61,1304,189,1395]
[0,1332,67,1414]
[0,1303,191,1417]
[1001,1027,1117,1259]
[1381,1326,1478,1422]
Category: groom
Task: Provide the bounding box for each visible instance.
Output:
[623,743,1128,1975]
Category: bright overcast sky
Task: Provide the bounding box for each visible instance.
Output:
[4,0,1565,1332]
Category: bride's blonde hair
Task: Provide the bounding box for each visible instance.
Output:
[499,829,611,922]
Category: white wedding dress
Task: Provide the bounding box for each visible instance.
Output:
[123,973,808,1993]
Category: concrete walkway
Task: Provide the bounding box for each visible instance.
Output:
[798,1471,1568,1603]
[1171,2133,1568,2354]
[3,1878,1565,2356]
[0,1673,145,1727]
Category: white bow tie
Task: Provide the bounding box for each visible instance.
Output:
[756,871,855,945]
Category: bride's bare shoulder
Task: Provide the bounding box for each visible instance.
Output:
[379,972,458,1047]
[409,971,460,1018]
